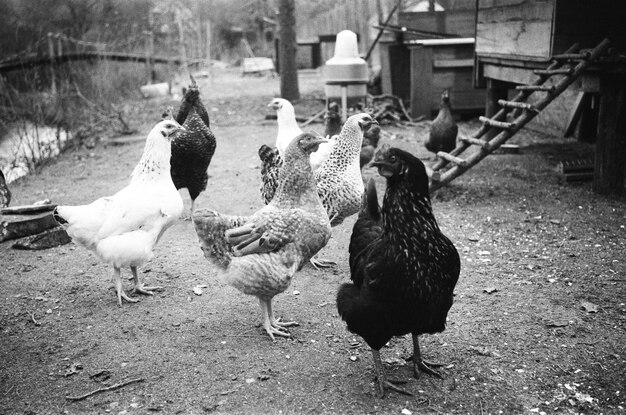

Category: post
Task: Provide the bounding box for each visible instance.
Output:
[277,0,300,101]
[206,17,213,84]
[176,7,189,76]
[146,10,155,83]
[593,73,626,195]
[47,33,56,93]
[485,78,509,140]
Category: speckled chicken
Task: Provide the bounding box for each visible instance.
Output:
[424,90,458,155]
[337,145,460,397]
[170,75,216,217]
[54,119,185,306]
[0,169,10,208]
[193,133,331,340]
[309,113,377,268]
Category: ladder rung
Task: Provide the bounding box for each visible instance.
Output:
[436,151,468,167]
[516,85,555,92]
[533,68,573,76]
[425,166,441,182]
[497,100,540,113]
[460,136,492,150]
[479,116,516,130]
[551,51,591,61]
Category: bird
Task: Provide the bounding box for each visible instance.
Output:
[170,74,216,218]
[360,121,381,169]
[0,169,11,208]
[424,90,458,156]
[268,97,332,171]
[193,133,331,340]
[336,144,461,398]
[54,118,185,306]
[258,144,283,205]
[324,102,342,138]
[310,113,377,268]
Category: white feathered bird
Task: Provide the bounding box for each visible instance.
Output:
[54,119,185,306]
[268,98,333,171]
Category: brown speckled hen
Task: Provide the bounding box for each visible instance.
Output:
[193,133,331,340]
[170,75,216,218]
[425,90,457,155]
[337,144,460,397]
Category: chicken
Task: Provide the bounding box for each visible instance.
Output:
[170,75,216,217]
[268,98,332,171]
[54,119,185,306]
[336,145,460,397]
[324,102,342,138]
[0,169,10,208]
[424,90,458,155]
[360,122,381,169]
[193,133,331,340]
[310,113,377,268]
[258,144,282,205]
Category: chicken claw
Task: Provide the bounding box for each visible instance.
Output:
[372,350,413,398]
[132,284,163,296]
[409,334,445,379]
[309,255,336,269]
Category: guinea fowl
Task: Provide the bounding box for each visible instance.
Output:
[193,133,331,340]
[170,75,216,218]
[54,119,185,306]
[424,90,458,156]
[337,145,460,397]
[0,169,10,208]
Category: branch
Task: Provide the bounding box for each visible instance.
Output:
[66,378,145,401]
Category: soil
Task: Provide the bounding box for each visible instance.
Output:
[1,68,625,415]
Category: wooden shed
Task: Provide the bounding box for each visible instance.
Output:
[379,3,485,118]
[474,0,626,194]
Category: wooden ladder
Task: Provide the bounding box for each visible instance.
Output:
[428,38,611,192]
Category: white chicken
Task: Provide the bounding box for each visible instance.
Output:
[268,98,333,171]
[54,119,185,306]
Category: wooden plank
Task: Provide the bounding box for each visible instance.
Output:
[12,226,71,250]
[475,0,555,59]
[1,204,57,215]
[563,92,588,138]
[379,42,393,95]
[410,45,434,118]
[399,10,477,38]
[433,58,474,68]
[0,212,58,243]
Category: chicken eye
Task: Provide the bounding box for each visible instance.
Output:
[389,155,397,162]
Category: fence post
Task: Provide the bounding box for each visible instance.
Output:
[47,33,56,94]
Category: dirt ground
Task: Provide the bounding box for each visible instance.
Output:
[1,68,625,415]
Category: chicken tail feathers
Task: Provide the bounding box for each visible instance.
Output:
[192,209,247,269]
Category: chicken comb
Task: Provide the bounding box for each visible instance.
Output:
[189,74,197,88]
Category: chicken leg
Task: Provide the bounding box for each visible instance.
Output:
[130,266,163,296]
[112,267,139,306]
[267,299,298,329]
[309,255,336,269]
[409,334,444,379]
[372,349,413,398]
[259,298,292,341]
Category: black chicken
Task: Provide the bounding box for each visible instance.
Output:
[0,169,10,208]
[170,75,216,217]
[337,145,460,398]
[424,90,458,156]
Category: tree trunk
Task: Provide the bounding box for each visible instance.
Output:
[277,0,300,101]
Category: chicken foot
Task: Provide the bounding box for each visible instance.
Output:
[309,255,336,270]
[267,300,299,328]
[130,266,163,296]
[407,334,444,379]
[372,349,413,398]
[259,298,291,341]
[112,267,139,306]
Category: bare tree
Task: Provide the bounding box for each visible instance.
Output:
[277,0,299,101]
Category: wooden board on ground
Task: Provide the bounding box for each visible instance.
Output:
[0,212,58,243]
[12,226,71,250]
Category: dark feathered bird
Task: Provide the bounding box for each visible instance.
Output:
[360,122,381,169]
[424,90,457,155]
[337,145,460,397]
[258,144,282,205]
[0,169,11,208]
[324,102,342,138]
[170,75,216,217]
